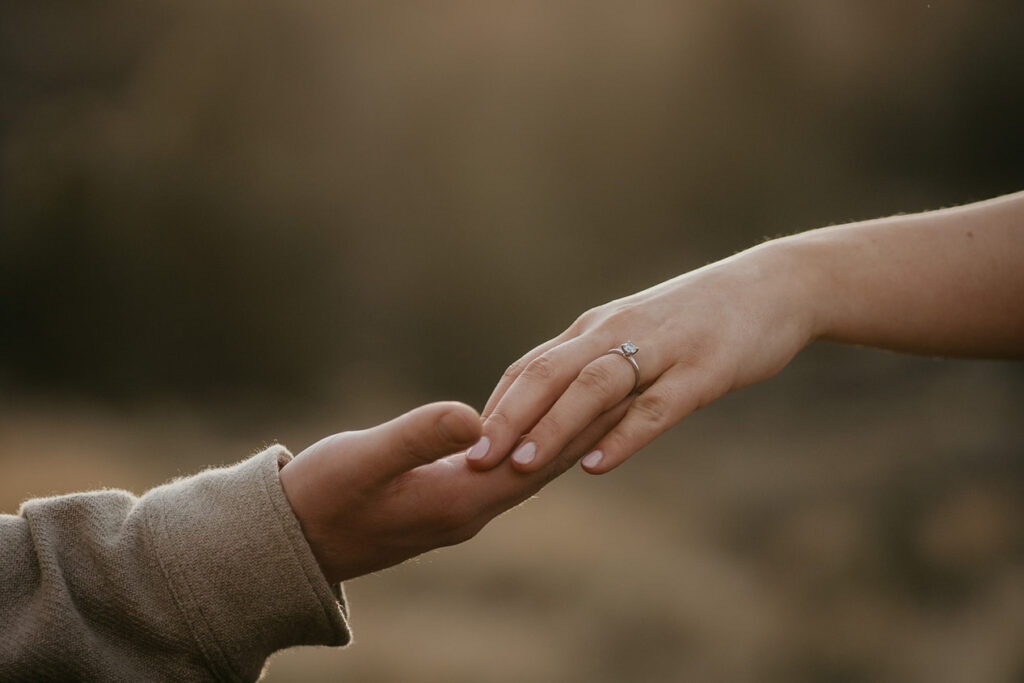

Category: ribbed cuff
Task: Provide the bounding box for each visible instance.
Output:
[144,446,351,682]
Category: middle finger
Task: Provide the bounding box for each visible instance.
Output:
[506,353,640,472]
[468,335,612,468]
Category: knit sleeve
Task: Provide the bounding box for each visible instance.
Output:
[0,446,352,682]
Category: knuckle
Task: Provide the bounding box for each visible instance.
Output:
[398,428,433,465]
[568,308,597,333]
[604,302,640,328]
[485,410,511,429]
[531,413,563,442]
[632,391,673,425]
[502,360,526,381]
[522,355,557,382]
[601,430,632,457]
[575,362,618,394]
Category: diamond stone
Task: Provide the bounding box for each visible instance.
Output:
[621,341,638,355]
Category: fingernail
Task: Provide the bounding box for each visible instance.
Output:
[466,436,490,461]
[511,442,536,466]
[581,450,603,469]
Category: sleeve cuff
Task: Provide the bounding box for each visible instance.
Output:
[143,446,352,681]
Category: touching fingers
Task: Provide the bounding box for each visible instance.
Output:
[467,336,610,469]
[580,368,700,474]
[359,401,482,484]
[505,353,637,473]
[539,394,634,481]
[466,396,635,520]
[480,338,563,418]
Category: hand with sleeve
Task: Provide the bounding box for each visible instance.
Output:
[464,190,1024,476]
[1,399,626,681]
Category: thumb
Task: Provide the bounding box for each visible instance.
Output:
[359,401,482,483]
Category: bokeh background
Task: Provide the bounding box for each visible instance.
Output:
[2,1,1024,681]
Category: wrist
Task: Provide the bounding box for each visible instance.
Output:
[278,455,340,584]
[743,233,830,348]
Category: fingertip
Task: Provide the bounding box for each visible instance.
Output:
[510,441,539,473]
[465,450,508,471]
[465,435,492,467]
[580,449,614,475]
[473,413,518,470]
[464,456,495,471]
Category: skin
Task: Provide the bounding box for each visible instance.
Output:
[465,190,1024,476]
[278,398,630,583]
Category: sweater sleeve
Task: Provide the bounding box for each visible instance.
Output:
[0,445,352,682]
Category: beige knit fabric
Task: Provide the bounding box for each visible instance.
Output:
[0,446,351,681]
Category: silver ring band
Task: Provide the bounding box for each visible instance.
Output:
[604,341,641,394]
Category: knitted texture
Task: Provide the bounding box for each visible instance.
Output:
[0,447,351,681]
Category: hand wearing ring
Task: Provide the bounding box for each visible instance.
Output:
[605,341,641,394]
[464,247,817,475]
[464,193,1024,477]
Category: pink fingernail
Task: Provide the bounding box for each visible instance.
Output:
[466,436,490,461]
[511,442,536,465]
[581,450,603,469]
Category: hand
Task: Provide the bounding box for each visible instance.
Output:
[465,241,818,475]
[279,399,629,583]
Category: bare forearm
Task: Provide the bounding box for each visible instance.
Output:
[469,190,1024,476]
[773,191,1024,358]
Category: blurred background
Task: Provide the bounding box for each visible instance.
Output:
[2,1,1023,680]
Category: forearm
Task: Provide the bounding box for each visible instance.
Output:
[1,448,349,681]
[468,190,1024,475]
[770,191,1024,358]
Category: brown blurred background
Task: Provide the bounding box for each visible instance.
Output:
[2,1,1023,681]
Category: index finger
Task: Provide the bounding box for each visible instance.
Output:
[466,335,611,470]
[480,337,563,419]
[455,395,634,522]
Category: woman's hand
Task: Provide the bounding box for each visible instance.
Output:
[466,241,820,475]
[465,190,1024,476]
[279,399,630,583]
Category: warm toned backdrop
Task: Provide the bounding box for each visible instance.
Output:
[2,2,1023,681]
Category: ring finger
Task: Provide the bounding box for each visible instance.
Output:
[507,345,655,473]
